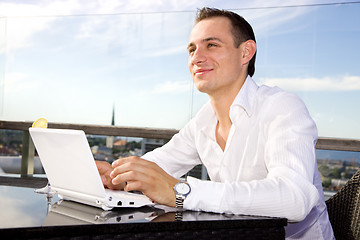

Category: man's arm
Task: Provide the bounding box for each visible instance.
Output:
[141,119,203,179]
[97,118,202,207]
[182,93,321,222]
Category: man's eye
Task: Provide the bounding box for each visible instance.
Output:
[188,48,195,54]
[208,43,217,48]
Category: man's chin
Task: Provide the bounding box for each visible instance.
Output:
[194,79,209,91]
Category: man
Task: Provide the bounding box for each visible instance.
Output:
[97,7,334,239]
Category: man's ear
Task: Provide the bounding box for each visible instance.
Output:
[241,40,256,65]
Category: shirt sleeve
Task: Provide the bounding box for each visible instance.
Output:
[141,119,202,179]
[183,92,320,222]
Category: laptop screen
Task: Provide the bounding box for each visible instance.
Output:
[29,128,106,198]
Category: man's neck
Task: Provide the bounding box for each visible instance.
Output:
[209,75,248,150]
[209,75,248,126]
[210,94,233,126]
[210,95,233,151]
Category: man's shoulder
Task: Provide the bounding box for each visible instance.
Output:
[255,84,308,117]
[257,84,303,104]
[257,84,287,97]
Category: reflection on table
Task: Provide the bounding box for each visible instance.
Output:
[0,181,287,240]
[44,200,164,226]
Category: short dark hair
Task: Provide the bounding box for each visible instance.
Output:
[195,7,256,77]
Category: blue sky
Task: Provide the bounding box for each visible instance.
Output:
[0,0,359,139]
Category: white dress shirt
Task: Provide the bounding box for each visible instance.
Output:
[142,76,334,239]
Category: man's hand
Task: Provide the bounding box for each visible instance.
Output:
[110,156,179,207]
[95,160,125,190]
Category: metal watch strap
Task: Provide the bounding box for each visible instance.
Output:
[175,195,185,208]
[175,212,183,221]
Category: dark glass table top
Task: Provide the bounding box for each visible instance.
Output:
[0,176,288,239]
[0,184,287,228]
[0,184,58,229]
[0,176,287,240]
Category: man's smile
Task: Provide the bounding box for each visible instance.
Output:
[194,68,213,76]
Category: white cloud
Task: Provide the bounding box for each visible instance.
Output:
[3,72,33,92]
[258,75,360,91]
[143,45,186,58]
[0,0,322,53]
[3,18,50,51]
[0,1,84,52]
[149,80,192,94]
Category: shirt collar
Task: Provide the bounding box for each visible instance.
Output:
[230,75,258,118]
[196,100,217,140]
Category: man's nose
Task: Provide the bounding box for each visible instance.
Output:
[191,48,206,65]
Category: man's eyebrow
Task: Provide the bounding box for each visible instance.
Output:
[203,37,223,43]
[187,37,224,50]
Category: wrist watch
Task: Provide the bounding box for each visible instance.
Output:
[173,181,191,208]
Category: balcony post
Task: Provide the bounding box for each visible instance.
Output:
[21,130,35,176]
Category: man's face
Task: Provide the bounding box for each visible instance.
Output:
[188,17,245,96]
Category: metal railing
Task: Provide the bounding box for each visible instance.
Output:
[1,120,360,176]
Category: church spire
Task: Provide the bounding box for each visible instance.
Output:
[111,104,115,126]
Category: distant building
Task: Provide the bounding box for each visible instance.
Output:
[106,105,115,148]
[106,136,114,148]
[331,179,348,190]
[91,145,114,162]
[113,139,127,148]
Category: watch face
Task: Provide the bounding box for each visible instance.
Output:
[175,182,191,195]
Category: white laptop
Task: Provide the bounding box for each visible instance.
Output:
[29,127,154,210]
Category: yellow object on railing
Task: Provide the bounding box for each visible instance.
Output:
[32,118,48,128]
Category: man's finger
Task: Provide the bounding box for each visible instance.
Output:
[124,181,144,192]
[110,160,151,179]
[112,156,151,168]
[111,169,150,186]
[95,161,112,174]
